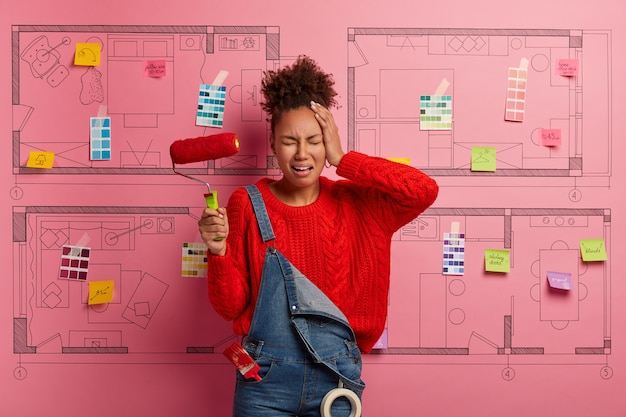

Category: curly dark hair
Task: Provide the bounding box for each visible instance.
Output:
[261,55,337,131]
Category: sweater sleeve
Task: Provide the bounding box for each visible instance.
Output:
[206,187,253,321]
[336,151,439,234]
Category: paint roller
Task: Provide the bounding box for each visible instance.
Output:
[170,132,240,212]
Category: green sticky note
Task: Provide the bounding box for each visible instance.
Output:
[471,146,496,172]
[579,239,607,262]
[485,249,510,273]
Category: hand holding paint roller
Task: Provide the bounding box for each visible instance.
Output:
[170,132,240,244]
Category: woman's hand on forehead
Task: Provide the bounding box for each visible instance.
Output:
[310,101,345,167]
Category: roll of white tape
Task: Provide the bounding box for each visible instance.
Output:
[320,387,361,417]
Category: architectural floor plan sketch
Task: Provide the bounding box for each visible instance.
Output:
[347,27,613,379]
[11,24,286,379]
[347,28,612,199]
[12,205,237,367]
[376,207,612,380]
[13,24,281,178]
[9,24,614,383]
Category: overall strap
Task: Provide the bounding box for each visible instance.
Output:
[245,185,276,243]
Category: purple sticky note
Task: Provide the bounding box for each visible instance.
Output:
[547,271,573,290]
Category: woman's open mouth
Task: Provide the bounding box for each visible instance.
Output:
[292,165,313,176]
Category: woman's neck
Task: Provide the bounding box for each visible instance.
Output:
[269,179,320,207]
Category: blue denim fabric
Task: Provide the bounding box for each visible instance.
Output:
[232,187,365,417]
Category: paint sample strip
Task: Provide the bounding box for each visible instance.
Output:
[59,245,91,281]
[443,232,465,275]
[420,95,452,130]
[420,78,452,130]
[196,71,228,128]
[181,242,208,278]
[196,84,226,127]
[90,117,111,160]
[505,58,528,122]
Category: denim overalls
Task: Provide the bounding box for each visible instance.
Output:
[232,186,365,417]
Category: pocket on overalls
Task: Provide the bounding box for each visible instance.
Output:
[329,340,363,387]
[308,316,334,327]
[234,340,276,385]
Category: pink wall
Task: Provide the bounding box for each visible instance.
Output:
[2,0,625,416]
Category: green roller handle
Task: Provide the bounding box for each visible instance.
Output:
[204,191,223,241]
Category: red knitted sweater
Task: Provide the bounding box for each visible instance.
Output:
[207,151,439,353]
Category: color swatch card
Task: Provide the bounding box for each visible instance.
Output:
[59,245,91,281]
[443,232,465,275]
[196,84,226,127]
[505,58,528,122]
[90,117,111,160]
[181,242,208,278]
[420,95,452,130]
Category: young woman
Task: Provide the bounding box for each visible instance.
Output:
[199,55,439,417]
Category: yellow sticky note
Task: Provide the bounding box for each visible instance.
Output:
[26,151,54,168]
[387,157,411,165]
[485,249,510,273]
[579,239,607,262]
[471,146,496,172]
[88,280,114,305]
[75,43,101,66]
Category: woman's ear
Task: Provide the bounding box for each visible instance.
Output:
[270,134,276,154]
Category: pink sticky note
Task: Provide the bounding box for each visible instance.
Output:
[547,271,573,290]
[557,59,578,77]
[144,60,166,78]
[541,128,561,147]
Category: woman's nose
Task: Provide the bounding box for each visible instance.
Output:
[295,142,308,158]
